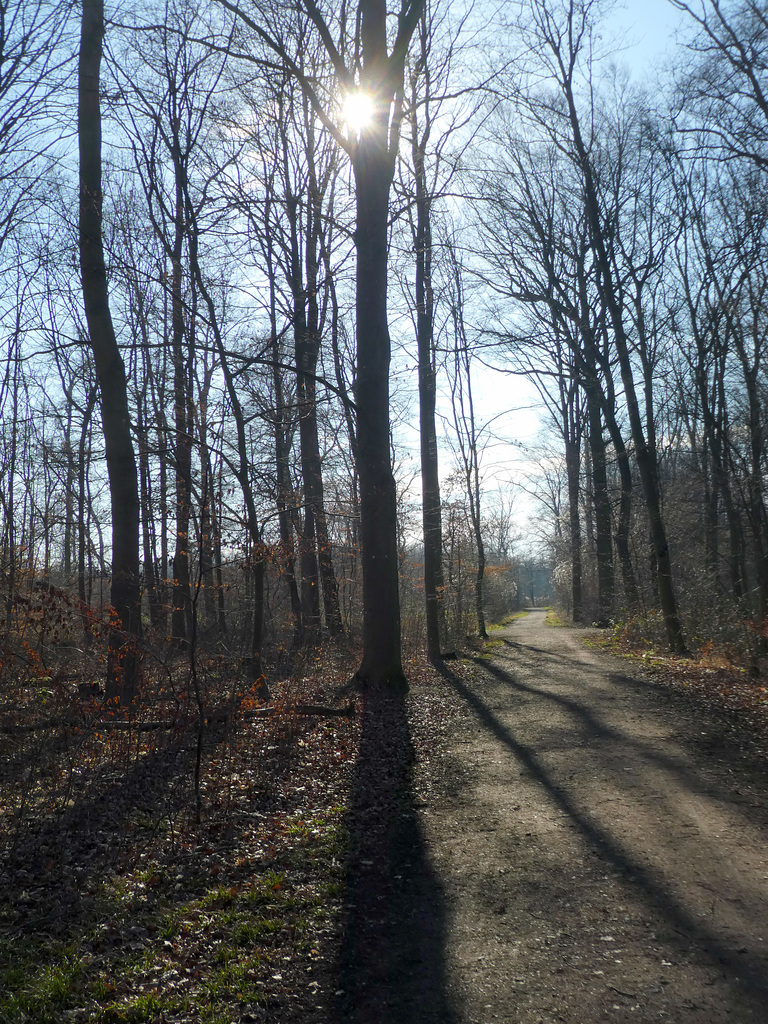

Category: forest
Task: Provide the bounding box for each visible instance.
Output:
[0,0,766,698]
[2,0,768,1020]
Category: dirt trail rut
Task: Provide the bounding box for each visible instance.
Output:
[418,609,768,1023]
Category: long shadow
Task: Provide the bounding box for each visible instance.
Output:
[2,727,206,916]
[473,652,768,809]
[499,634,602,667]
[609,668,768,770]
[0,711,313,940]
[436,660,768,1015]
[334,688,458,1024]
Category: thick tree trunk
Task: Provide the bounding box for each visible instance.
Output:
[78,0,141,702]
[352,144,406,690]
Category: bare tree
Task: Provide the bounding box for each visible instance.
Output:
[445,232,489,639]
[215,0,423,689]
[513,0,687,652]
[0,1,70,255]
[472,134,616,623]
[111,0,231,647]
[673,0,768,171]
[396,0,482,659]
[79,0,142,703]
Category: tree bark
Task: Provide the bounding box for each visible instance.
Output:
[78,0,142,702]
[344,0,421,690]
[585,379,614,625]
[413,114,446,662]
[564,430,583,624]
[352,140,406,689]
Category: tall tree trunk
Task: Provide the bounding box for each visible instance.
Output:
[314,242,346,637]
[4,338,19,632]
[63,404,74,579]
[352,133,405,690]
[77,383,98,633]
[287,190,322,634]
[413,126,445,661]
[605,416,639,610]
[743,363,768,657]
[585,382,614,625]
[213,465,228,639]
[449,245,488,641]
[564,432,583,623]
[170,191,193,646]
[272,356,303,646]
[136,392,164,632]
[574,244,615,624]
[78,0,141,702]
[301,288,344,637]
[288,119,343,640]
[263,181,302,645]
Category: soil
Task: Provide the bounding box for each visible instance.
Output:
[334,609,768,1023]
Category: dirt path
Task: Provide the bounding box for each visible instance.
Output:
[414,610,768,1023]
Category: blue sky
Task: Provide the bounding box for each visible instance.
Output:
[609,0,690,78]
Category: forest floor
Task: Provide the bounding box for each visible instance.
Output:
[2,611,768,1022]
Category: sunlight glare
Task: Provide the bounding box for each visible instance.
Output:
[341,91,374,135]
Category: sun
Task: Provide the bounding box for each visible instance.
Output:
[341,90,374,135]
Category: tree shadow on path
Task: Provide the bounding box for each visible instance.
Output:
[334,688,458,1023]
[435,656,768,1018]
